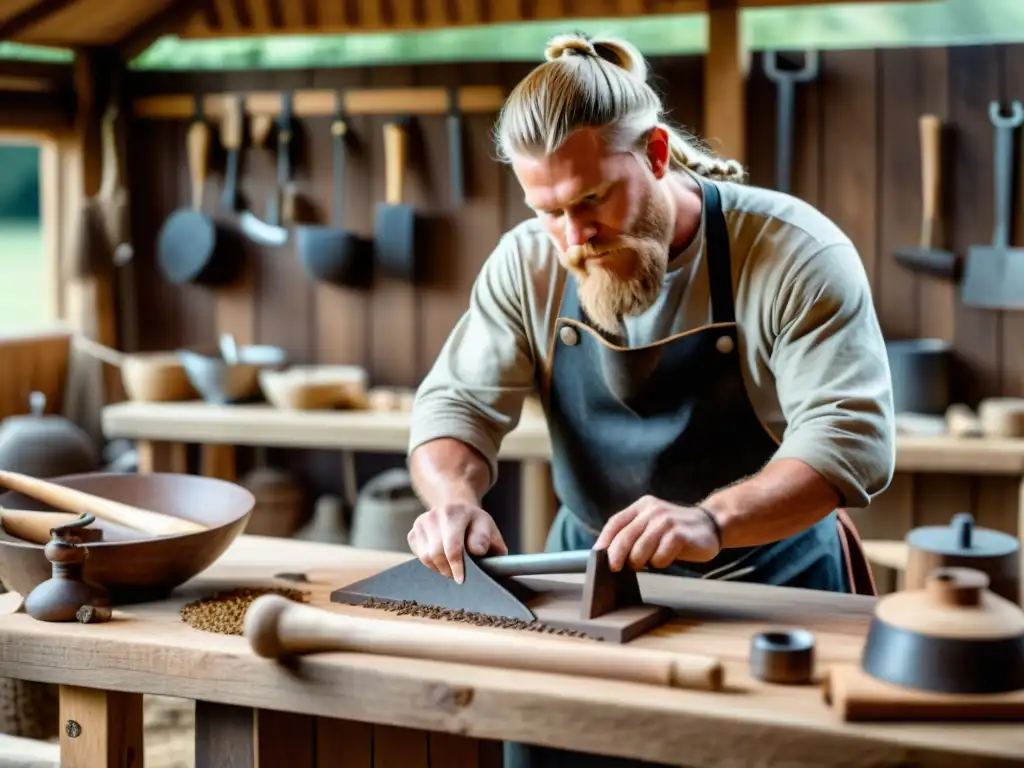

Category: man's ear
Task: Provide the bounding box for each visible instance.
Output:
[645,125,671,179]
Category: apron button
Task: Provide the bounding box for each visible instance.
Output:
[559,325,579,346]
[716,335,735,354]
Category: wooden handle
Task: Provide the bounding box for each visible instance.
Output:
[72,335,125,368]
[383,122,407,206]
[251,114,273,148]
[244,595,724,691]
[824,663,1024,722]
[221,95,244,151]
[187,120,210,211]
[919,114,941,249]
[281,182,297,223]
[1,510,94,544]
[0,471,206,537]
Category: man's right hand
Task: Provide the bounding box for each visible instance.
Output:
[407,501,508,583]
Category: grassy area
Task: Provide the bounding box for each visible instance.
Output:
[0,220,49,332]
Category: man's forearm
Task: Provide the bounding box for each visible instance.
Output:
[408,438,492,509]
[699,458,841,549]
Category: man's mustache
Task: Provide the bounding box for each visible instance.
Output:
[564,242,621,269]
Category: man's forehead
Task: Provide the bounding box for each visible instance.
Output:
[516,129,618,209]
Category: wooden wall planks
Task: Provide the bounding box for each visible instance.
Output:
[124,44,1024,552]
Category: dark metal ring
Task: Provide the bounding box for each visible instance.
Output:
[749,628,816,685]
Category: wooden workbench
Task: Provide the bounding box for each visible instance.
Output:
[0,534,1020,768]
[102,400,1024,555]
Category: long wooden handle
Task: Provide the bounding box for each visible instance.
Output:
[72,335,125,368]
[244,595,724,692]
[0,471,206,537]
[221,96,244,151]
[0,509,143,544]
[383,122,407,206]
[1,509,92,544]
[824,663,1024,722]
[919,114,941,249]
[187,120,210,211]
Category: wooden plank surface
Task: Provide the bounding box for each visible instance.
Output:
[0,535,1020,768]
[100,400,1024,473]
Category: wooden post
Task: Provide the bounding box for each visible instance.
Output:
[704,0,747,166]
[62,47,125,443]
[58,685,143,768]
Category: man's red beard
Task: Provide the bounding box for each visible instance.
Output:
[561,186,673,335]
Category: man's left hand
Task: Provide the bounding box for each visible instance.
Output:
[593,495,722,572]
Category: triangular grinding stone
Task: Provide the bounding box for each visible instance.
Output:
[330,555,538,622]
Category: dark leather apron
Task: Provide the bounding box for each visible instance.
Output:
[504,179,868,768]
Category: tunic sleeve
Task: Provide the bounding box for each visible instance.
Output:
[407,234,538,488]
[767,242,896,508]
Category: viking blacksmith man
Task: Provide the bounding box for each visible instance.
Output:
[403,31,895,763]
[405,31,895,583]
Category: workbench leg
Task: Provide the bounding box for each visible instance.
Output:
[519,459,557,554]
[200,444,236,481]
[194,702,501,768]
[59,684,144,768]
[1018,474,1024,606]
[135,440,188,474]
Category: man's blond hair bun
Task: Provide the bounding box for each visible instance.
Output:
[543,33,648,81]
[495,31,745,183]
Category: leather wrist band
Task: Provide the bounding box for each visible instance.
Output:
[696,505,724,550]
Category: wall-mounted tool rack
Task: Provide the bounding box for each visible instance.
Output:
[130,86,506,119]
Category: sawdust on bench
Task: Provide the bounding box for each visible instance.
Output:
[180,587,310,636]
[360,597,599,640]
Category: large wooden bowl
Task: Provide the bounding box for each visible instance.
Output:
[0,472,255,604]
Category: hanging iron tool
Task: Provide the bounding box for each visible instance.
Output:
[763,50,819,195]
[961,100,1024,309]
[241,91,294,247]
[446,87,464,205]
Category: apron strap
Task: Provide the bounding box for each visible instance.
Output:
[700,180,737,325]
[835,508,878,596]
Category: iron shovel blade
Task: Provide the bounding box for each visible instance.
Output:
[961,244,1024,309]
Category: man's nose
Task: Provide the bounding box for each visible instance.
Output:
[565,217,597,248]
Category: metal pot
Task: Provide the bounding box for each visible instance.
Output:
[885,338,952,415]
[0,392,100,478]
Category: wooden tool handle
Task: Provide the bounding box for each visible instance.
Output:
[244,595,724,692]
[383,121,407,206]
[824,663,1024,722]
[919,114,941,249]
[281,182,297,223]
[1,509,91,544]
[221,95,244,152]
[0,471,206,537]
[72,335,125,368]
[251,114,273,148]
[187,119,210,211]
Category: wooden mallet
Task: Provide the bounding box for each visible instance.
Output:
[244,594,724,692]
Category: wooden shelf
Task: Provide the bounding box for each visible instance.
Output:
[131,85,506,120]
[102,400,1024,475]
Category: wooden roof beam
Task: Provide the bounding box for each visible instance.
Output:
[0,0,78,40]
[118,0,214,60]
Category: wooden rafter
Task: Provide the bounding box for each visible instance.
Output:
[118,0,214,60]
[0,0,78,40]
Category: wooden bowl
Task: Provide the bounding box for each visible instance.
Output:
[259,365,369,410]
[120,352,197,402]
[0,472,255,604]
